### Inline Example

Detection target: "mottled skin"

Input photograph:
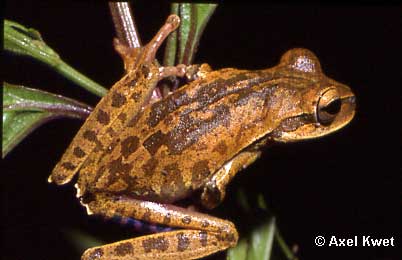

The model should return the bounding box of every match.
[49,15,356,260]
[49,15,182,185]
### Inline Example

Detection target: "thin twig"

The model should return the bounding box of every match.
[108,2,141,48]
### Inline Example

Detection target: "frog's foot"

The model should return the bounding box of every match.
[113,38,142,72]
[114,15,180,72]
[81,193,238,260]
[201,151,261,209]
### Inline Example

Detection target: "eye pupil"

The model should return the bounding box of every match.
[322,98,341,115]
[316,88,341,125]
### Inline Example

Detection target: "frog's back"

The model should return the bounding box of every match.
[80,68,283,203]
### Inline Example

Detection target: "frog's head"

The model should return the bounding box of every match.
[268,48,356,142]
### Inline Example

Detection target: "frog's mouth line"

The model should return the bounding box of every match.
[270,94,356,142]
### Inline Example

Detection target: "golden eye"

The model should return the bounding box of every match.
[316,88,341,125]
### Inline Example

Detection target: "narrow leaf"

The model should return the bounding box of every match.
[4,19,107,97]
[227,237,249,260]
[2,82,92,158]
[247,217,276,260]
[64,229,104,253]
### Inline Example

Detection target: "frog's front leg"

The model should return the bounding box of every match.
[81,193,238,260]
[201,151,261,209]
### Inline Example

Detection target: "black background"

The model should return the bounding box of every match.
[3,2,401,260]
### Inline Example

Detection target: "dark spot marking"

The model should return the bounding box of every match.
[86,248,103,259]
[199,231,208,247]
[147,91,191,128]
[226,233,237,242]
[142,158,158,177]
[134,70,142,81]
[111,91,127,108]
[51,173,67,184]
[126,78,137,88]
[118,112,127,123]
[142,236,169,253]
[191,160,210,187]
[97,109,110,125]
[143,130,166,155]
[181,216,191,224]
[121,136,139,158]
[201,220,210,228]
[163,213,172,225]
[212,141,228,155]
[215,227,237,243]
[141,65,150,78]
[108,156,133,176]
[106,127,116,137]
[216,234,225,242]
[189,71,270,109]
[193,82,227,107]
[114,242,133,256]
[104,156,136,187]
[148,99,176,128]
[83,130,97,142]
[176,232,190,251]
[73,146,86,158]
[165,104,231,155]
[61,162,75,170]
[131,91,142,102]
[83,130,103,152]
[271,114,312,138]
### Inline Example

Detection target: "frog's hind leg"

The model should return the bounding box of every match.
[81,193,238,260]
[201,151,261,209]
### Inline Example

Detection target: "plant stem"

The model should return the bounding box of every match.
[55,59,107,97]
[108,2,141,48]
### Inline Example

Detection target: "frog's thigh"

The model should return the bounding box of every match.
[82,194,238,260]
[201,151,261,209]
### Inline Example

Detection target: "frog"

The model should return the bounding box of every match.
[48,14,356,260]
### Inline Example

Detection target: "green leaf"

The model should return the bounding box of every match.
[2,82,92,158]
[4,19,107,97]
[227,218,276,260]
[227,237,249,260]
[164,3,217,66]
[247,217,276,260]
[64,229,104,253]
[228,193,297,260]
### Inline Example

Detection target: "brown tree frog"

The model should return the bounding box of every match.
[48,14,356,260]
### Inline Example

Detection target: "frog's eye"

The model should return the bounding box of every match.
[316,88,341,125]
